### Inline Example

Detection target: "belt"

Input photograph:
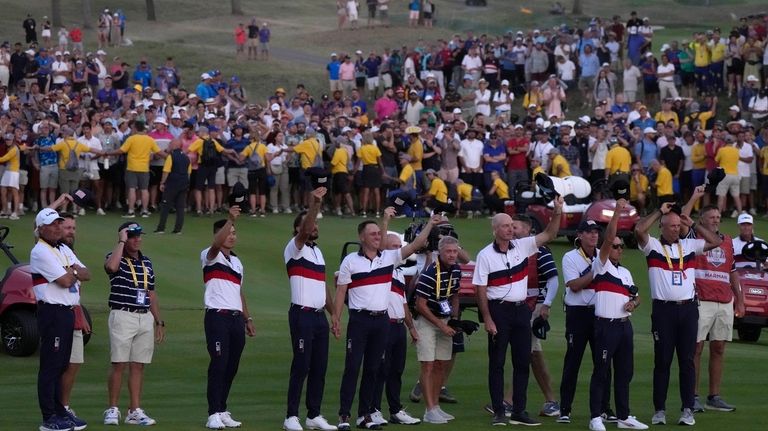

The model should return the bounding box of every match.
[653,298,697,305]
[494,300,526,306]
[351,309,388,316]
[565,304,595,309]
[595,316,629,322]
[110,306,149,314]
[389,318,405,324]
[206,308,242,317]
[37,301,74,309]
[290,303,324,313]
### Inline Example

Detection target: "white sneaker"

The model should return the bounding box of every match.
[78,208,86,216]
[589,416,607,431]
[220,412,242,428]
[651,410,666,425]
[97,208,106,215]
[750,207,757,216]
[423,408,447,424]
[125,408,156,425]
[305,415,337,430]
[370,411,388,426]
[104,406,121,425]
[206,413,225,429]
[316,212,323,219]
[436,406,454,421]
[283,415,303,431]
[731,210,739,218]
[390,409,421,425]
[8,213,18,220]
[678,408,695,426]
[617,416,649,429]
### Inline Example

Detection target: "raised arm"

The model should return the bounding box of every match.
[294,187,327,248]
[206,206,240,261]
[535,195,564,247]
[400,214,442,259]
[378,206,396,250]
[694,221,723,251]
[635,203,670,248]
[599,198,626,263]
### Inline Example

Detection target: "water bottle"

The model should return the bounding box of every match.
[103,157,109,170]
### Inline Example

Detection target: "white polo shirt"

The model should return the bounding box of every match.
[592,257,635,319]
[562,247,597,306]
[337,249,404,311]
[387,268,407,320]
[31,240,80,306]
[284,238,327,310]
[733,234,763,268]
[473,236,538,302]
[201,248,243,311]
[641,236,705,301]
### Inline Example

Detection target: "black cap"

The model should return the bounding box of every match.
[577,219,602,233]
[742,240,768,264]
[534,172,558,201]
[531,316,551,340]
[228,181,250,213]
[71,188,94,208]
[705,167,725,193]
[305,167,329,190]
[611,179,630,201]
[118,222,144,237]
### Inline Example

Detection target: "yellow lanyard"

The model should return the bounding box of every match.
[124,257,148,290]
[39,240,70,267]
[661,242,685,277]
[577,247,593,266]
[435,259,455,301]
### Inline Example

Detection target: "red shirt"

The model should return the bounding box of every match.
[69,28,83,43]
[506,137,529,170]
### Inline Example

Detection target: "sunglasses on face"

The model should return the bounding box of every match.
[612,243,624,249]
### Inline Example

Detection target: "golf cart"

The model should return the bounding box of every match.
[0,225,91,356]
[734,240,768,342]
[505,175,639,244]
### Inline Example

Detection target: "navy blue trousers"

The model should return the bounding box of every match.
[589,318,633,420]
[339,311,388,418]
[205,310,245,415]
[286,306,330,419]
[651,300,698,411]
[560,305,611,417]
[487,300,532,416]
[372,321,407,415]
[37,302,74,420]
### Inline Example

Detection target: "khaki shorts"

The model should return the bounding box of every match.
[415,315,452,362]
[716,174,740,197]
[247,38,258,48]
[226,167,249,188]
[40,165,58,189]
[739,176,750,195]
[215,166,226,185]
[108,309,155,363]
[697,299,734,342]
[530,303,544,352]
[70,329,84,364]
[19,169,28,186]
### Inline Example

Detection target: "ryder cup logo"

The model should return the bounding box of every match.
[707,247,726,267]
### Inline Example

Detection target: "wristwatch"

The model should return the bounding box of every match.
[72,268,79,280]
[155,320,165,327]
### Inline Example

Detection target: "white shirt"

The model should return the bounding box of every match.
[640,237,705,301]
[529,140,554,171]
[337,249,403,311]
[592,256,635,319]
[284,238,327,309]
[77,135,102,172]
[388,268,407,319]
[682,142,693,171]
[459,138,484,170]
[473,237,538,302]
[31,240,80,306]
[733,235,764,269]
[557,60,576,81]
[474,88,492,116]
[622,66,642,92]
[461,54,483,73]
[52,61,70,84]
[657,63,675,82]
[562,248,597,306]
[492,90,514,112]
[201,247,244,311]
[737,143,753,178]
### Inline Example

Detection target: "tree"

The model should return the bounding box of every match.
[231,0,244,15]
[51,0,62,27]
[82,0,93,29]
[146,0,157,21]
[572,0,583,15]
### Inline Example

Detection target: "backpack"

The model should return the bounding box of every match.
[200,138,218,166]
[246,143,264,170]
[65,141,79,172]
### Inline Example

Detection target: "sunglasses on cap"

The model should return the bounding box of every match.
[125,225,144,237]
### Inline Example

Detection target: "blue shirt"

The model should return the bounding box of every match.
[362,57,381,78]
[483,142,506,173]
[352,100,367,114]
[327,60,341,80]
[226,137,250,168]
[635,137,658,168]
[259,28,270,43]
[36,135,58,167]
[632,117,656,130]
[195,82,216,100]
[409,0,420,11]
[579,53,600,78]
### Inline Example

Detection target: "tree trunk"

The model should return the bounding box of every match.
[231,0,244,15]
[146,0,157,21]
[51,0,63,27]
[572,0,583,15]
[82,0,93,29]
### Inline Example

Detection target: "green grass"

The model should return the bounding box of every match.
[0,211,766,430]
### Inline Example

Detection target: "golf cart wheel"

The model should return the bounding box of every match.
[81,306,93,345]
[1,309,39,356]
[737,325,762,342]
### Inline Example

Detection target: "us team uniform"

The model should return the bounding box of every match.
[641,236,705,412]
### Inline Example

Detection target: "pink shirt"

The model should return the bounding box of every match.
[339,62,356,81]
[374,97,398,120]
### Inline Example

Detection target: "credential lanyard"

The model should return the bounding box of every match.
[39,240,70,267]
[124,257,148,290]
[435,259,454,301]
[661,242,686,279]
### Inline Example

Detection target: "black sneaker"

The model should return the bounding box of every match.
[492,413,508,426]
[439,386,457,404]
[509,412,541,427]
[338,415,352,431]
[602,409,618,423]
[63,409,88,431]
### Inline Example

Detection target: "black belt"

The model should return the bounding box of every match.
[290,303,324,313]
[351,309,388,316]
[595,316,629,322]
[37,301,74,309]
[389,318,405,324]
[653,298,697,305]
[493,299,527,306]
[206,308,242,316]
[566,304,595,309]
[110,306,149,314]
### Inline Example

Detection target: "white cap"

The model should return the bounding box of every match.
[452,108,462,114]
[201,73,212,80]
[601,62,610,67]
[54,51,62,56]
[579,115,591,123]
[730,105,740,112]
[370,126,380,133]
[355,50,362,55]
[35,208,64,228]
[747,75,759,82]
[204,112,216,120]
[645,52,654,57]
[513,124,524,129]
[738,213,754,224]
[188,93,198,99]
[153,117,168,126]
[643,127,657,134]
[424,95,434,101]
[270,103,281,111]
[528,103,537,109]
[331,52,337,57]
[661,43,670,51]
[96,49,106,55]
[171,113,182,119]
[150,92,164,101]
[341,126,352,133]
[25,49,35,56]
[501,79,510,86]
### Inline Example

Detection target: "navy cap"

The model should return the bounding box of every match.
[577,219,601,233]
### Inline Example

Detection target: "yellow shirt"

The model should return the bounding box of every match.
[684,111,714,131]
[399,164,417,189]
[761,146,768,175]
[493,178,510,199]
[531,166,545,179]
[120,134,161,172]
[407,138,423,171]
[630,174,649,201]
[240,142,268,168]
[605,146,632,175]
[358,144,381,165]
[693,42,710,67]
[293,137,322,170]
[457,183,473,202]
[655,166,673,196]
[715,145,739,175]
[0,145,20,172]
[428,177,448,203]
[330,147,349,174]
[654,111,680,127]
[711,42,726,62]
[550,154,571,178]
[51,138,92,170]
[691,143,706,169]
